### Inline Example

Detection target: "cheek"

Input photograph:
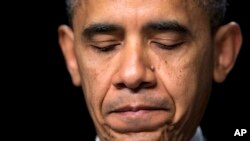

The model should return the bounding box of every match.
[82,65,111,101]
[156,47,212,124]
[158,59,197,119]
[76,51,116,119]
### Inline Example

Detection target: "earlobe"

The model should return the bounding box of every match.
[213,22,242,83]
[58,25,81,86]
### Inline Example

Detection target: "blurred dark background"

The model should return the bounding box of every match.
[10,0,249,140]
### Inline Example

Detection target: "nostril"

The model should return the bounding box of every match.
[114,81,155,91]
[115,83,127,89]
[141,81,156,88]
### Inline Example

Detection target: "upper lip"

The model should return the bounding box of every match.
[110,105,169,113]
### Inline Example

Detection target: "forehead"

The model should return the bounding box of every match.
[77,0,198,8]
[73,0,207,30]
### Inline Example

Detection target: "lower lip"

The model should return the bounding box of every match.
[117,109,160,117]
[106,109,171,132]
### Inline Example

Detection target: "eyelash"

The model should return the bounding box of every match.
[90,44,120,52]
[90,41,183,52]
[152,41,184,50]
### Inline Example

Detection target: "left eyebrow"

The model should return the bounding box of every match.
[82,23,123,40]
[143,21,192,36]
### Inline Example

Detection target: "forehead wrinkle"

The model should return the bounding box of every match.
[114,0,149,32]
[74,0,207,35]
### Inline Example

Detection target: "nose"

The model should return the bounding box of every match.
[112,40,156,91]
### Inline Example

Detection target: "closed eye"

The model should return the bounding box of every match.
[151,41,184,50]
[90,43,120,52]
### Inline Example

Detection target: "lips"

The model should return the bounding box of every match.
[105,104,174,132]
[110,105,169,113]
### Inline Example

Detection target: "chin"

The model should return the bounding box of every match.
[99,126,171,141]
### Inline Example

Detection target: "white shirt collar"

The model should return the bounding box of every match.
[95,127,206,141]
[190,127,206,141]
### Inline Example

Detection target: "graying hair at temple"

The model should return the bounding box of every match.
[65,0,227,29]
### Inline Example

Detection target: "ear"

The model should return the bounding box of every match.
[213,22,242,83]
[58,25,81,86]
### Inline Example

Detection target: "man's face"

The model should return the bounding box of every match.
[71,0,214,140]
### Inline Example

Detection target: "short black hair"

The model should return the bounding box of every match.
[65,0,227,28]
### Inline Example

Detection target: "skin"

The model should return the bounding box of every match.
[58,0,242,140]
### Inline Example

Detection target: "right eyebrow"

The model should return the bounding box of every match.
[143,20,192,37]
[82,23,123,40]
